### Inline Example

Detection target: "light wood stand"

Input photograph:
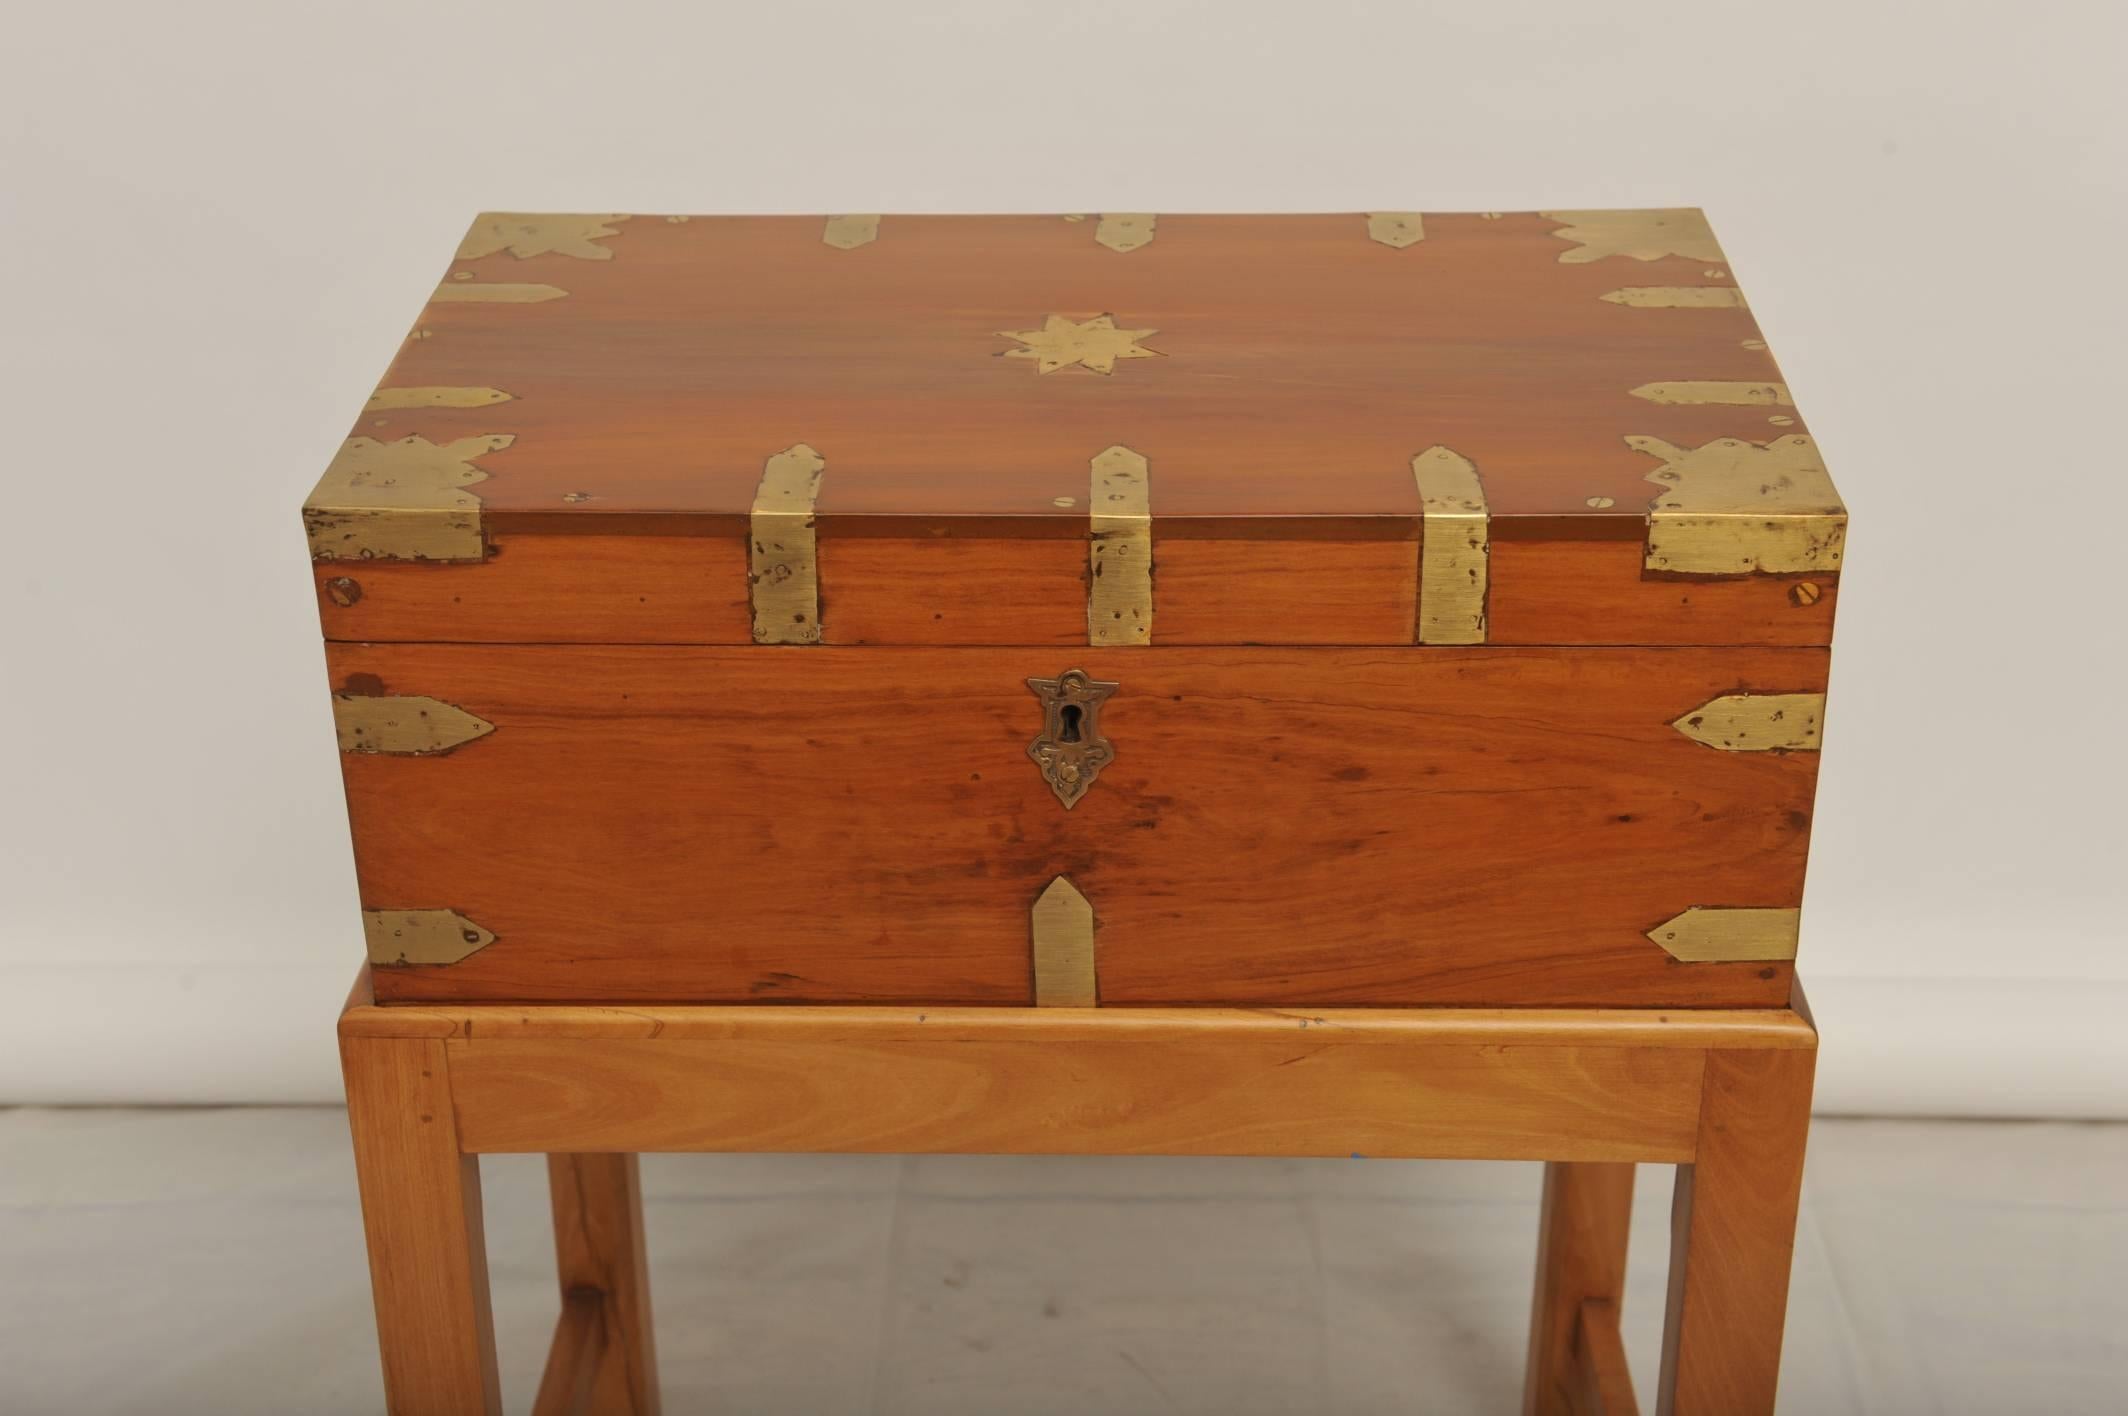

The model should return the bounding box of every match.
[340,972,1816,1415]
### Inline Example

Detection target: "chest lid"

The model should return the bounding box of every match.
[304,210,1844,649]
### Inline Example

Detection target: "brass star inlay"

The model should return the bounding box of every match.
[999,314,1161,375]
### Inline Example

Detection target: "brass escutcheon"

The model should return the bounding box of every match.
[1026,669,1118,809]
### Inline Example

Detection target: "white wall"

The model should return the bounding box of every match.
[3,1,2123,1114]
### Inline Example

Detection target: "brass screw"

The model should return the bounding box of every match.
[325,577,363,608]
[1585,495,1616,509]
[1790,582,1822,607]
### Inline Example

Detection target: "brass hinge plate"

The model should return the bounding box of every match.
[823,215,881,249]
[750,444,826,644]
[1366,213,1426,249]
[1095,214,1156,252]
[1412,446,1490,644]
[1088,445,1153,646]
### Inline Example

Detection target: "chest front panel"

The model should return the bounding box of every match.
[337,644,1820,1008]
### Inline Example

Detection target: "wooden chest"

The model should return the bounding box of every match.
[306,210,1843,1011]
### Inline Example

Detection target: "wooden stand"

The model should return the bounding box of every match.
[340,972,1816,1415]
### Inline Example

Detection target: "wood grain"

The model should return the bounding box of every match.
[317,213,1838,650]
[817,533,1085,645]
[531,1291,603,1416]
[1525,1162,1637,1416]
[312,529,1836,648]
[1656,1044,1818,1414]
[1148,536,1418,645]
[339,988,1820,1051]
[548,1155,659,1415]
[1487,539,1836,647]
[314,534,751,645]
[1575,1299,1641,1416]
[340,1034,501,1415]
[335,644,1821,1008]
[349,212,1810,526]
[446,1027,1706,1161]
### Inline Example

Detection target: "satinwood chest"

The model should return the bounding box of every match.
[306,209,1844,1010]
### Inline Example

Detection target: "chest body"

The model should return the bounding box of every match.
[307,209,1842,1010]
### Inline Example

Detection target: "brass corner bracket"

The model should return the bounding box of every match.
[1631,435,1846,577]
[304,433,513,564]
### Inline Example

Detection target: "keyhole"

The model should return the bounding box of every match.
[1058,703,1084,743]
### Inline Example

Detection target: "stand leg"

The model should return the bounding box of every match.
[1656,1047,1816,1415]
[546,1154,661,1415]
[1523,1162,1636,1415]
[342,1035,502,1416]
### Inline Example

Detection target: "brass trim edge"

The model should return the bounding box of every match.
[1631,381,1792,407]
[1088,445,1152,646]
[750,443,826,644]
[334,694,496,756]
[1095,213,1156,252]
[1672,693,1826,752]
[1543,208,1726,264]
[1411,445,1489,644]
[304,433,513,563]
[1632,435,1846,576]
[365,386,514,411]
[1647,906,1800,963]
[1601,287,1748,309]
[823,214,881,249]
[1031,876,1097,1007]
[363,909,497,967]
[1366,213,1426,249]
[456,213,630,261]
[432,282,569,304]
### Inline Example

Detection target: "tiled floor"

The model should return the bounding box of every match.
[1,1109,2122,1413]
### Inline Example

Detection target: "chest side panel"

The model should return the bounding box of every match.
[334,645,1822,1008]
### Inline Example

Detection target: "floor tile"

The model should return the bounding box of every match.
[0,1109,2122,1413]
